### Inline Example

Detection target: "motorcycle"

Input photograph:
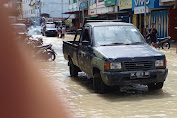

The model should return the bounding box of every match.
[33,44,56,61]
[146,36,171,49]
[157,36,171,49]
[25,36,43,46]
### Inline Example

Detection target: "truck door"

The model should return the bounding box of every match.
[78,27,92,75]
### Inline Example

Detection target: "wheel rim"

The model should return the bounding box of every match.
[163,43,170,49]
[47,52,55,61]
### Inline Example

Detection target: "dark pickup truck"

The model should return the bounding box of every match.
[63,21,168,93]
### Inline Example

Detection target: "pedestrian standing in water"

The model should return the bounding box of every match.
[148,23,158,48]
[61,26,66,39]
[57,26,60,38]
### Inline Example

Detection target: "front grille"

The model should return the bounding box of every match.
[49,30,56,32]
[123,60,154,71]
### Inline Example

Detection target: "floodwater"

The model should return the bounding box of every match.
[34,33,177,118]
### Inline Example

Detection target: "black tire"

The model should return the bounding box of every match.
[45,51,56,61]
[162,42,170,49]
[93,72,108,94]
[148,82,164,90]
[69,60,78,77]
[49,52,56,61]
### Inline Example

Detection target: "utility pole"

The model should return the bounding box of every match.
[144,0,147,38]
[78,0,81,27]
[62,0,63,19]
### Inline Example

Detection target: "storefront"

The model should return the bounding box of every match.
[160,0,177,40]
[88,0,117,20]
[168,8,177,40]
[132,0,169,37]
[118,0,132,23]
[150,10,168,38]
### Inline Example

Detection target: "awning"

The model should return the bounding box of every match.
[62,11,81,14]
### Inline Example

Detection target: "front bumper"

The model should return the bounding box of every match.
[45,31,57,35]
[101,69,168,86]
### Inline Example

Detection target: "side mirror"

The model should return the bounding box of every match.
[82,41,89,46]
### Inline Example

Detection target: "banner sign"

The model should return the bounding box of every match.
[119,0,132,10]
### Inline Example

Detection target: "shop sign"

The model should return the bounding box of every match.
[89,0,96,6]
[104,0,116,7]
[119,0,132,10]
[97,6,114,14]
[80,1,88,10]
[69,3,79,11]
[160,0,175,2]
[134,6,149,14]
[88,9,97,15]
[132,0,154,10]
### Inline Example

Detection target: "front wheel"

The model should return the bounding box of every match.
[162,42,170,49]
[93,72,108,94]
[148,82,164,90]
[44,51,56,61]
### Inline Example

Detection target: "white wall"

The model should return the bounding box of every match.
[41,0,74,18]
[22,0,74,19]
[22,0,35,18]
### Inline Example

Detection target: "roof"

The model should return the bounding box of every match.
[85,22,133,27]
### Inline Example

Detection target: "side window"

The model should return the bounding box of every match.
[81,27,91,45]
[82,29,90,41]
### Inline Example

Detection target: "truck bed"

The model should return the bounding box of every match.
[63,41,79,66]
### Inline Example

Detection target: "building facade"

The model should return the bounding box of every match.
[67,0,177,40]
[88,0,118,20]
[22,0,73,25]
[7,0,22,19]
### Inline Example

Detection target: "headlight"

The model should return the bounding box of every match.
[155,59,166,69]
[110,63,122,69]
[104,62,122,70]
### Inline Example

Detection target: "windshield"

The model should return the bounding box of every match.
[94,26,145,46]
[46,24,56,28]
[12,24,27,32]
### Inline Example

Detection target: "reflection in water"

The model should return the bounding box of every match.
[39,35,177,118]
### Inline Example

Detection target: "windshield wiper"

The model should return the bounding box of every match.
[100,43,124,46]
[125,42,144,45]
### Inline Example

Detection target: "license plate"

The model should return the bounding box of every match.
[130,71,150,79]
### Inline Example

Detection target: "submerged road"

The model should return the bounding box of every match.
[34,33,177,118]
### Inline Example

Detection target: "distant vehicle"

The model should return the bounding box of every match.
[41,22,57,37]
[63,20,168,93]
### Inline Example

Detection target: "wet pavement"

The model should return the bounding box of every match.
[33,32,177,118]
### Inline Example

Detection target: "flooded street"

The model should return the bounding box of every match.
[36,34,177,118]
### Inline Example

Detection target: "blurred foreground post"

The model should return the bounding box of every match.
[0,1,69,118]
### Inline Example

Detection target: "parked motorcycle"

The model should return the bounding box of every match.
[33,44,56,61]
[146,36,171,49]
[25,36,43,46]
[157,36,171,49]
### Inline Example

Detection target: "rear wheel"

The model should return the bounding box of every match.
[43,51,56,61]
[162,42,170,49]
[93,72,108,94]
[148,82,164,90]
[69,60,78,77]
